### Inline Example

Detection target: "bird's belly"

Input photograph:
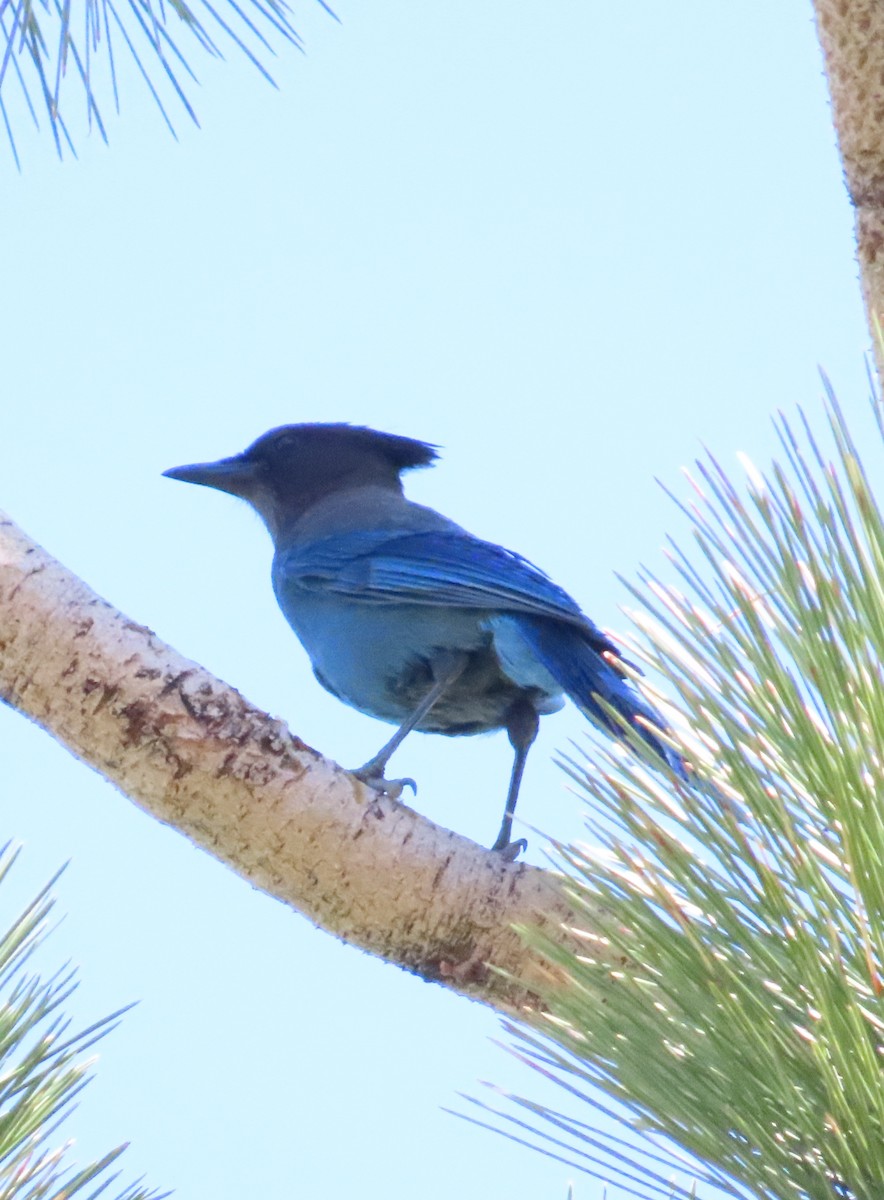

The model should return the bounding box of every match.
[278,593,555,733]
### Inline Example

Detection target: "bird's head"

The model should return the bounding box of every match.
[163,423,438,540]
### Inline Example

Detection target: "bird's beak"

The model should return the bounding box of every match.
[162,454,258,497]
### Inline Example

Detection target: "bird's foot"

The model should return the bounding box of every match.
[491,837,528,862]
[351,761,417,801]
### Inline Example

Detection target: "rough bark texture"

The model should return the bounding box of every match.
[814,0,884,377]
[0,511,604,1014]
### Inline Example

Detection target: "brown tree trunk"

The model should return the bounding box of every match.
[815,0,884,380]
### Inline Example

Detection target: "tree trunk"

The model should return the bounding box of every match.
[814,0,884,380]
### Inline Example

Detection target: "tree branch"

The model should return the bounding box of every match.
[814,0,884,376]
[0,511,596,1014]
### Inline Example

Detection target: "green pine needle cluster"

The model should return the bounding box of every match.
[467,383,884,1199]
[0,844,164,1200]
[0,0,332,165]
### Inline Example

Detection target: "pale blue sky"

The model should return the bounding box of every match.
[1,4,872,1197]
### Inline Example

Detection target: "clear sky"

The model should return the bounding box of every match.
[1,3,873,1197]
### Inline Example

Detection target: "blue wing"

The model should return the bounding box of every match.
[277,529,623,661]
[278,528,686,777]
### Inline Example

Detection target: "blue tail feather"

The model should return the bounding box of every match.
[515,617,688,780]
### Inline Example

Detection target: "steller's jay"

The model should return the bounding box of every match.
[164,424,684,857]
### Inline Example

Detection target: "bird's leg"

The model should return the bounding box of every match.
[491,696,540,860]
[352,650,470,797]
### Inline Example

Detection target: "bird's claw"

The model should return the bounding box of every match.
[492,837,528,862]
[351,765,418,800]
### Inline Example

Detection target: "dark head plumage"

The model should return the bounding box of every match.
[243,424,438,474]
[164,423,439,540]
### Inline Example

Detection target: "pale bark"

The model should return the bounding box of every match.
[0,511,602,1014]
[814,0,884,378]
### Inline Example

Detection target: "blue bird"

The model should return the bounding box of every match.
[164,424,683,857]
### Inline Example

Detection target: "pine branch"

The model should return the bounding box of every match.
[465,389,884,1199]
[0,844,165,1200]
[0,509,589,1014]
[814,2,884,376]
[0,0,330,162]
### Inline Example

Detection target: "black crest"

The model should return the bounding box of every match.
[246,423,438,474]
